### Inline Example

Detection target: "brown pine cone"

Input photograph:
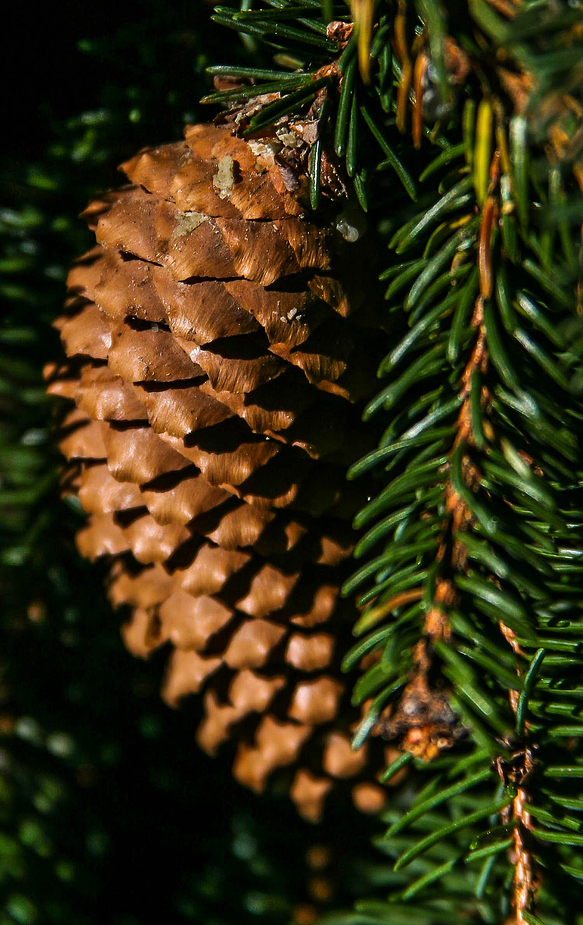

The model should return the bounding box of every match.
[46,122,391,821]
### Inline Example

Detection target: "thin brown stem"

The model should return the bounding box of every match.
[497,748,537,925]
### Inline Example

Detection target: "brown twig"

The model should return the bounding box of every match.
[376,170,498,757]
[497,749,537,925]
[412,52,428,149]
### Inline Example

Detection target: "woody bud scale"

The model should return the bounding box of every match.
[46,121,391,820]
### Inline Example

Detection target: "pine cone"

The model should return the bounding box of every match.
[46,122,390,820]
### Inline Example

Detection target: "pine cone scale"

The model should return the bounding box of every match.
[48,121,388,820]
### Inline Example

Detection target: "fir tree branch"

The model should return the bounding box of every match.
[329,0,583,921]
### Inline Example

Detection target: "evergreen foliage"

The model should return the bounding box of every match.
[3,0,583,922]
[206,0,583,921]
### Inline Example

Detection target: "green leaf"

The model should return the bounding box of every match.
[212,10,337,49]
[481,459,555,511]
[380,751,413,784]
[457,646,522,693]
[352,662,391,705]
[512,327,574,392]
[360,104,417,200]
[400,855,462,899]
[521,909,548,925]
[351,679,407,749]
[515,292,567,349]
[544,766,583,779]
[346,91,359,178]
[450,443,499,537]
[396,177,473,251]
[334,57,356,157]
[456,574,537,642]
[525,804,582,833]
[449,695,506,757]
[510,116,529,229]
[367,344,450,413]
[419,144,466,183]
[386,768,492,838]
[515,648,546,736]
[500,175,519,264]
[342,625,396,672]
[558,862,583,883]
[200,75,309,104]
[521,261,574,311]
[354,456,448,529]
[393,792,515,869]
[447,267,479,364]
[531,828,583,846]
[483,300,522,391]
[245,75,331,132]
[465,836,513,863]
[404,219,478,312]
[382,289,460,371]
[308,96,330,209]
[435,644,512,735]
[206,65,306,79]
[354,169,368,212]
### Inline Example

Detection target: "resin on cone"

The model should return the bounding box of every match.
[46,121,391,820]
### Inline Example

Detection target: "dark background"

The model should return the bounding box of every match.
[5,1,202,154]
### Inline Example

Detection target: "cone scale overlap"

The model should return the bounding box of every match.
[47,122,390,820]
